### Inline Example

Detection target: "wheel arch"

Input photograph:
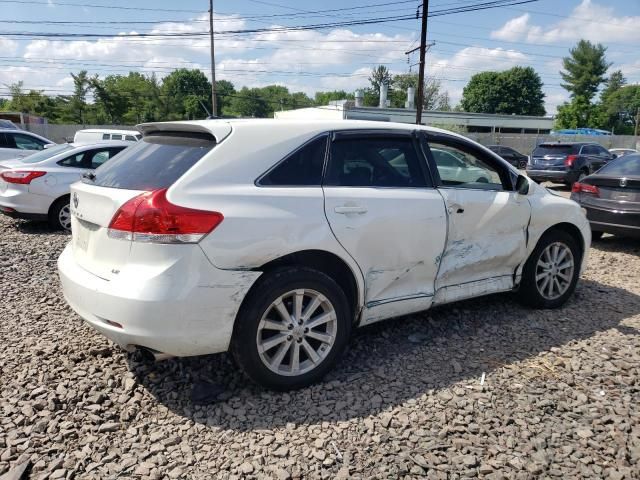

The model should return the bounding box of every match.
[539,222,586,259]
[253,249,362,323]
[47,193,70,217]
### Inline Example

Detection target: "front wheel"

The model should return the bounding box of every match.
[516,230,581,309]
[231,266,351,390]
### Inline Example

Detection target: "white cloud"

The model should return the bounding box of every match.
[0,37,18,56]
[491,0,640,44]
[490,13,531,41]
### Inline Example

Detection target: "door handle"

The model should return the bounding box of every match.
[334,205,368,215]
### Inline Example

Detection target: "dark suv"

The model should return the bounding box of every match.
[526,142,616,185]
[486,145,528,169]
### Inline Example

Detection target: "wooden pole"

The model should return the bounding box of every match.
[415,0,429,125]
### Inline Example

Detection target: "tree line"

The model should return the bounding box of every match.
[0,67,451,125]
[1,38,637,134]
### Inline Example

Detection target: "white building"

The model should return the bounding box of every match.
[275,99,553,134]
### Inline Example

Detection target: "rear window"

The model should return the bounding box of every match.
[533,145,574,156]
[21,144,73,163]
[88,133,215,190]
[597,155,640,176]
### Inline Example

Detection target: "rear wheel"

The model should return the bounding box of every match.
[517,230,581,309]
[48,196,71,231]
[518,160,527,170]
[231,266,351,390]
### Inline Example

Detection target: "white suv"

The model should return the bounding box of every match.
[58,120,591,390]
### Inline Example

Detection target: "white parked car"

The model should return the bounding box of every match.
[0,128,54,161]
[58,120,591,390]
[73,129,141,144]
[0,142,129,229]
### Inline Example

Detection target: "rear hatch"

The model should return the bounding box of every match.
[70,124,227,280]
[531,144,574,169]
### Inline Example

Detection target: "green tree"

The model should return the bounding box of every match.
[461,67,545,115]
[215,79,236,116]
[597,85,640,134]
[556,40,610,129]
[389,73,450,110]
[365,65,393,106]
[57,71,92,123]
[161,69,212,120]
[314,90,354,106]
[560,40,610,102]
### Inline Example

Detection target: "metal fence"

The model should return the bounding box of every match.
[467,133,640,155]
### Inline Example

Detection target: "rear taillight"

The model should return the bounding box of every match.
[107,188,223,243]
[564,154,578,167]
[0,170,46,184]
[571,182,599,196]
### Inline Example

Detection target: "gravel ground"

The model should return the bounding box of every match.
[1,214,639,480]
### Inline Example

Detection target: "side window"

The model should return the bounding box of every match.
[58,152,89,168]
[596,145,609,156]
[11,133,46,150]
[427,139,505,190]
[325,136,427,188]
[125,135,136,141]
[111,134,123,140]
[0,133,7,147]
[102,133,110,140]
[89,150,111,169]
[259,135,327,186]
[582,145,596,155]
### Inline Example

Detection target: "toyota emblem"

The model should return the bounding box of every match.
[620,178,627,188]
[73,192,79,208]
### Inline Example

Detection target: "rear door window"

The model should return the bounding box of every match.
[88,133,215,190]
[533,145,572,156]
[258,135,327,186]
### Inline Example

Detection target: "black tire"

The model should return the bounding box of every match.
[591,230,604,240]
[516,229,581,309]
[230,266,351,391]
[477,177,489,183]
[518,160,528,170]
[48,196,71,231]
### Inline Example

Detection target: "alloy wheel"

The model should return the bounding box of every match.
[256,289,337,376]
[535,242,575,300]
[58,204,72,231]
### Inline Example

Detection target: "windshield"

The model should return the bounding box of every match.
[20,144,73,163]
[533,145,574,156]
[597,154,640,176]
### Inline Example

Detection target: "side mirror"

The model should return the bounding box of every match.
[516,174,530,195]
[611,153,618,159]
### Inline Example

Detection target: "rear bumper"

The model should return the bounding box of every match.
[0,206,48,221]
[582,204,640,237]
[526,169,574,184]
[57,243,262,357]
[0,185,51,216]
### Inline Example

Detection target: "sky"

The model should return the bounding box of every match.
[0,0,639,115]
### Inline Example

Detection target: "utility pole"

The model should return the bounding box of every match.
[415,0,429,125]
[635,107,640,137]
[209,0,217,117]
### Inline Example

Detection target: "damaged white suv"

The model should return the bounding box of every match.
[58,120,590,390]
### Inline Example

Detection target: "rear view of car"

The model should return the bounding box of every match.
[570,154,640,239]
[0,142,128,229]
[527,142,615,185]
